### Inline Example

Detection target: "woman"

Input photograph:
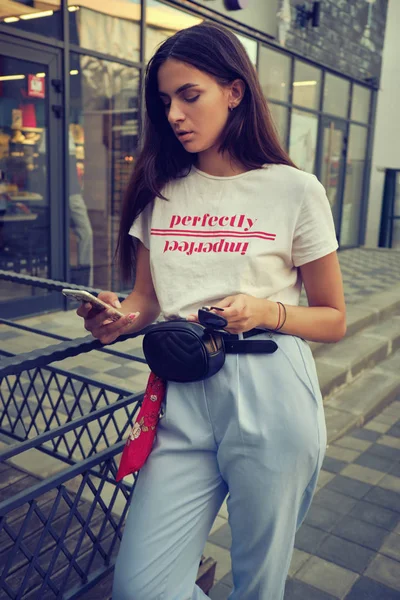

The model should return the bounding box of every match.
[78,21,346,600]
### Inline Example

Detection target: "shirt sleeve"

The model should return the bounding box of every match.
[292,175,339,267]
[128,201,153,250]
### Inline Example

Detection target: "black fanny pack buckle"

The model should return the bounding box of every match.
[198,306,228,330]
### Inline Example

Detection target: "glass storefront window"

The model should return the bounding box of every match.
[146,1,202,63]
[323,73,350,119]
[0,56,50,305]
[340,125,368,246]
[289,109,318,173]
[0,0,61,39]
[258,46,291,103]
[351,84,371,123]
[269,103,288,148]
[69,1,141,63]
[235,33,258,66]
[293,61,321,111]
[69,53,140,290]
[320,118,346,231]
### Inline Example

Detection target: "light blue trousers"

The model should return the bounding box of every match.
[113,333,327,600]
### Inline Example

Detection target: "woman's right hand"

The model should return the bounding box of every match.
[76,290,140,345]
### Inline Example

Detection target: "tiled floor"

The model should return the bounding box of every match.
[337,248,400,304]
[302,247,400,305]
[208,400,400,600]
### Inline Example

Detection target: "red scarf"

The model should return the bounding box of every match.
[116,372,166,481]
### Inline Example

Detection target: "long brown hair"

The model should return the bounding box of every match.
[117,21,296,282]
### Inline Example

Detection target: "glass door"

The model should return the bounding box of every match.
[0,38,63,319]
[319,116,348,238]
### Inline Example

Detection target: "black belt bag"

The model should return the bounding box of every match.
[142,308,278,383]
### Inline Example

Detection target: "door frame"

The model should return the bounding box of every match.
[0,33,65,319]
[316,115,348,244]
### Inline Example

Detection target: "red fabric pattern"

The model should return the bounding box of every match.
[116,372,166,482]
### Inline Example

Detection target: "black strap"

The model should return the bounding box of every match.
[243,328,267,339]
[223,328,268,340]
[224,339,278,354]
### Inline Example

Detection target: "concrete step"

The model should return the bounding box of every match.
[314,315,400,401]
[324,348,400,444]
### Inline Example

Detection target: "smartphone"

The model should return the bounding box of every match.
[62,289,124,322]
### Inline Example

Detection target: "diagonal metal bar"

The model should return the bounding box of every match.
[0,356,137,396]
[54,467,113,592]
[59,478,122,556]
[15,491,65,597]
[0,392,140,463]
[83,475,121,535]
[0,502,38,588]
[85,471,129,574]
[0,317,148,364]
[34,477,91,593]
[0,442,127,517]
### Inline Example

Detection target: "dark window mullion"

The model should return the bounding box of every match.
[68,42,143,69]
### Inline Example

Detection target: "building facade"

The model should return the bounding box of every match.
[0,0,388,318]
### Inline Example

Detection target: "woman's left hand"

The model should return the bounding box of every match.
[188,294,277,334]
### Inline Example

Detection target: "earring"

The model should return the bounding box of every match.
[229,105,234,112]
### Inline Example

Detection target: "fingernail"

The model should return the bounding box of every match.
[84,302,91,309]
[113,300,122,309]
[128,312,139,322]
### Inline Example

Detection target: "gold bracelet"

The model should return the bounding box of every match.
[275,302,287,331]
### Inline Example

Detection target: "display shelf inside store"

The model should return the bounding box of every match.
[11,126,44,133]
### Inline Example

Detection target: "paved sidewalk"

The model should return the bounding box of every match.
[208,398,400,600]
[338,248,400,304]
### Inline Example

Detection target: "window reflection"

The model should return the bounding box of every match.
[269,103,288,148]
[0,0,62,39]
[0,56,50,304]
[293,61,321,110]
[323,74,350,119]
[289,109,318,173]
[68,1,141,63]
[351,85,371,124]
[340,125,367,246]
[146,0,202,62]
[235,33,258,66]
[69,53,140,289]
[320,120,346,228]
[259,46,291,103]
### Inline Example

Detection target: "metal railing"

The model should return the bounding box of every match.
[0,441,133,599]
[0,272,147,598]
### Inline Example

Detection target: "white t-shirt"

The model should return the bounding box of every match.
[129,164,338,319]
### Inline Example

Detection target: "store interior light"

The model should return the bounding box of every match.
[70,70,79,75]
[293,80,317,87]
[68,6,80,12]
[36,73,46,78]
[4,16,20,23]
[20,10,54,20]
[0,75,26,81]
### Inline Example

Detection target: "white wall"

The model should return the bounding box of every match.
[365,0,400,246]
